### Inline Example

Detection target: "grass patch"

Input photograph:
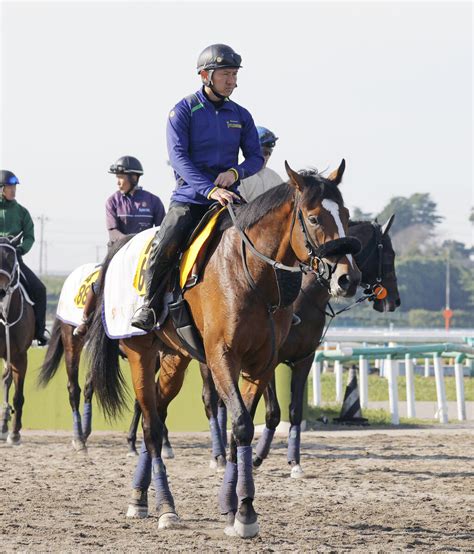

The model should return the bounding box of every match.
[308,372,473,403]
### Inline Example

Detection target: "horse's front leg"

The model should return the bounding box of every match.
[123,336,181,529]
[199,362,226,471]
[7,353,27,445]
[82,369,94,443]
[208,347,259,538]
[0,361,13,440]
[287,355,313,478]
[253,373,281,468]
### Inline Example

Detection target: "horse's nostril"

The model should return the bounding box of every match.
[338,274,351,291]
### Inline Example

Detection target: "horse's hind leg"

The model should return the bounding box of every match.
[199,363,226,471]
[253,373,281,468]
[123,337,182,529]
[0,362,13,440]
[287,356,313,478]
[82,369,94,443]
[63,330,86,451]
[126,399,142,457]
[7,353,27,445]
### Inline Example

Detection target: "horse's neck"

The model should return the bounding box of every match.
[295,273,330,313]
[0,287,22,324]
[245,201,297,273]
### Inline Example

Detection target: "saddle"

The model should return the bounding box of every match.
[167,204,225,363]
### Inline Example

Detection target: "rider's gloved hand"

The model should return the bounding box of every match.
[209,187,240,206]
[214,170,238,189]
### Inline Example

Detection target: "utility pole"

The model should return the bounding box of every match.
[35,215,49,275]
[443,249,453,331]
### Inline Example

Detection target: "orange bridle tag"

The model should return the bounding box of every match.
[373,285,388,300]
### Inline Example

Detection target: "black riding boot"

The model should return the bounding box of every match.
[130,202,208,332]
[18,259,49,345]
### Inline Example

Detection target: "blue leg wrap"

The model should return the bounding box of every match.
[82,402,92,439]
[218,460,237,514]
[255,426,275,460]
[209,416,226,458]
[287,424,301,464]
[152,457,175,517]
[236,446,255,502]
[217,404,228,448]
[72,410,83,440]
[132,440,152,490]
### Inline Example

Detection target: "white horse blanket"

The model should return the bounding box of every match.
[56,262,101,326]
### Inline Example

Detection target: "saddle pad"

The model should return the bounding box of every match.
[103,227,158,339]
[56,263,101,326]
[179,206,225,288]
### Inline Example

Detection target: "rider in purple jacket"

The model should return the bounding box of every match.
[131,44,264,331]
[74,156,165,337]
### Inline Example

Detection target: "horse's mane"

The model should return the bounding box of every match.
[348,219,373,227]
[218,169,344,232]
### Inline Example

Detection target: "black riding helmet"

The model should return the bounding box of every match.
[0,170,20,186]
[109,156,144,176]
[196,44,242,74]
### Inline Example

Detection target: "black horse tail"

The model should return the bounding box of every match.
[38,318,64,387]
[87,235,134,420]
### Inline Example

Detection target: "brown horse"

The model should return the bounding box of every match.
[88,161,361,538]
[0,235,36,445]
[196,216,400,474]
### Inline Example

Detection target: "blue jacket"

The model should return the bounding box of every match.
[167,88,264,205]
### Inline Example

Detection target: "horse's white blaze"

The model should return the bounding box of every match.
[321,199,354,268]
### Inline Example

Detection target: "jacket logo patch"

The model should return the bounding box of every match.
[227,120,242,129]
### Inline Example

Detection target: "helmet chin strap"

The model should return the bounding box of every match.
[205,70,228,100]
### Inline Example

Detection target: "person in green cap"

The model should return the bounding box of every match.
[0,170,48,345]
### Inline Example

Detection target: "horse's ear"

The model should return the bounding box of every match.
[381,214,395,236]
[285,161,305,192]
[327,159,346,186]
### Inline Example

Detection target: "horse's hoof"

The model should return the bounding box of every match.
[162,445,175,460]
[253,456,263,468]
[72,439,87,452]
[216,455,227,473]
[233,518,259,539]
[224,512,237,537]
[158,512,181,529]
[126,504,148,519]
[209,458,217,470]
[126,450,139,458]
[290,464,305,479]
[6,432,21,446]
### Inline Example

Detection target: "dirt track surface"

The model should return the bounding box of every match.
[1,428,473,552]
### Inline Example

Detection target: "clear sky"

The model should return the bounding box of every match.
[1,0,472,273]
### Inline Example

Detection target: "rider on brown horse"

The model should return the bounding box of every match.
[74,156,166,337]
[131,44,264,331]
[0,170,48,345]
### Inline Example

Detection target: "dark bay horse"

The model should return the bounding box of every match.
[38,265,173,456]
[252,216,401,477]
[88,161,361,538]
[0,236,36,445]
[195,216,400,474]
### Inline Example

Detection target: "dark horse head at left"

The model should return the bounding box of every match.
[0,234,35,445]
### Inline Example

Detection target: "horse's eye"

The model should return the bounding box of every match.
[308,215,320,226]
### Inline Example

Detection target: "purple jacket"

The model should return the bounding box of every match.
[105,188,165,242]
